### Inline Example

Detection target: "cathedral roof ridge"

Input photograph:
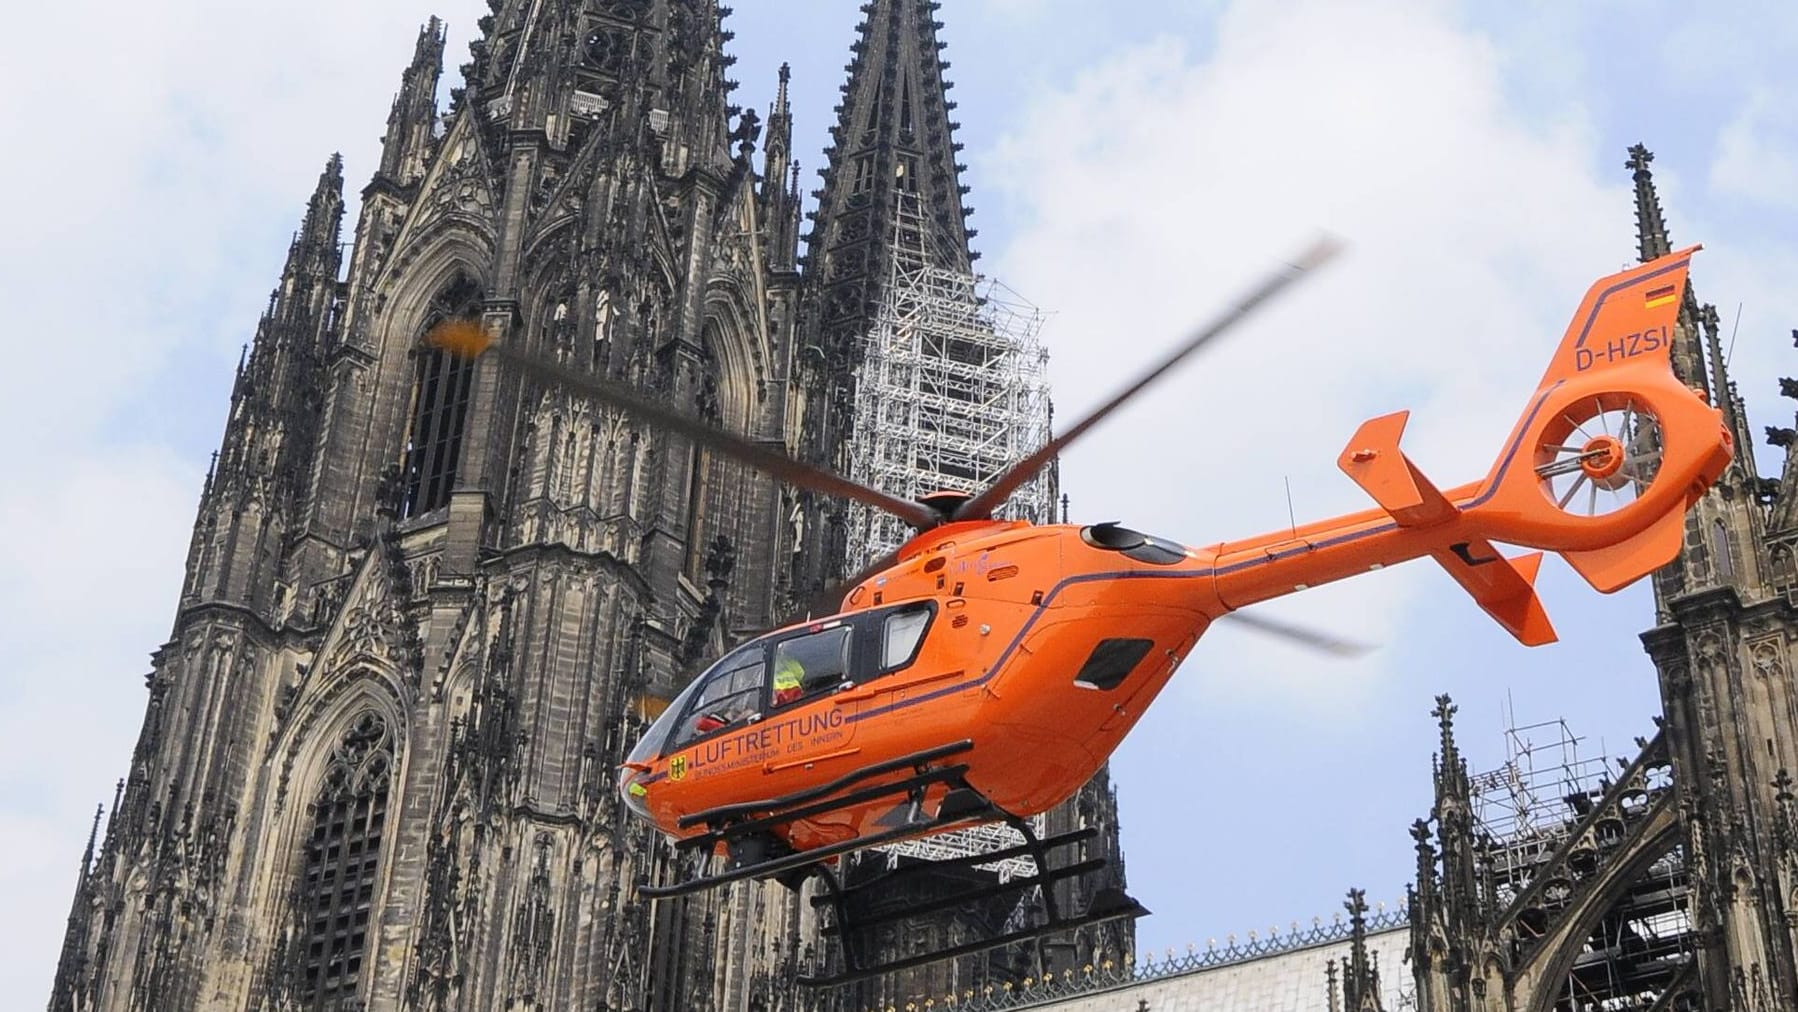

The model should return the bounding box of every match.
[900,900,1411,1012]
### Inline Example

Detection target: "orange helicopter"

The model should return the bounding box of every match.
[429,241,1731,984]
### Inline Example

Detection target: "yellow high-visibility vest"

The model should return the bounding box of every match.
[774,657,803,692]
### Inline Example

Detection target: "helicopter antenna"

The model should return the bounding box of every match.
[951,235,1343,523]
[1726,300,1743,365]
[1284,476,1297,539]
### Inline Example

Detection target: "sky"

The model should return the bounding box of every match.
[4,0,1797,999]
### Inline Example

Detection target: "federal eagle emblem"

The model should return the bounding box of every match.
[668,755,688,781]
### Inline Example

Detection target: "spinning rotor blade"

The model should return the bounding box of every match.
[1219,610,1374,658]
[952,236,1343,523]
[424,321,940,530]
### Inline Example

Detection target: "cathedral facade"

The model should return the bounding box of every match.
[47,3,1125,1011]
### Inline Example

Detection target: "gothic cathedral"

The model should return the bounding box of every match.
[47,3,1125,1011]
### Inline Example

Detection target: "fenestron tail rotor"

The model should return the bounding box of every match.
[1533,394,1662,518]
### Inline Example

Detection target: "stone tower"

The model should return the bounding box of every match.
[1632,141,1798,1012]
[795,0,979,592]
[48,3,815,1008]
[1406,144,1798,1011]
[793,3,1131,1006]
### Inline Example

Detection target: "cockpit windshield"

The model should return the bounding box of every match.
[625,642,762,768]
[620,600,937,774]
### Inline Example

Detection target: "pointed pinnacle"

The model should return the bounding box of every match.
[417,16,446,61]
[79,803,103,878]
[1628,142,1672,262]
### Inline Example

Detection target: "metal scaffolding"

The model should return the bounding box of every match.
[843,190,1055,570]
[845,190,1055,877]
[1467,708,1695,1010]
[1467,713,1613,871]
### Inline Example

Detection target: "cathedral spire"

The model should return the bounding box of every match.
[808,0,975,277]
[377,18,443,189]
[1429,695,1482,944]
[286,154,345,286]
[1626,143,1713,400]
[1627,143,1671,263]
[795,0,983,590]
[184,156,343,609]
[50,805,104,1009]
[1432,694,1467,806]
[1339,888,1385,1011]
[1695,301,1757,482]
[1622,145,1771,603]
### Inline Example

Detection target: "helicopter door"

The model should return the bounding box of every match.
[760,622,859,761]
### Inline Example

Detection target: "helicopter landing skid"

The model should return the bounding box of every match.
[640,740,988,900]
[798,812,1148,987]
[637,740,1146,986]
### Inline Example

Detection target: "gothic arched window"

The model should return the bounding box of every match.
[1712,519,1736,582]
[399,278,482,518]
[294,712,395,1008]
[683,333,730,583]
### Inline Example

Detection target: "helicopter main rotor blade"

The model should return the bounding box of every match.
[1219,609,1374,658]
[424,322,940,530]
[952,236,1343,523]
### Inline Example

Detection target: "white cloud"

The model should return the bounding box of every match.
[985,0,1630,710]
[0,0,485,998]
[1711,92,1798,212]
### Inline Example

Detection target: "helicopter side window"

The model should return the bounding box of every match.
[769,625,853,708]
[881,604,933,669]
[672,649,767,747]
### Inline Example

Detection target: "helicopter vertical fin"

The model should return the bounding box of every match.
[1338,409,1558,645]
[1459,245,1728,595]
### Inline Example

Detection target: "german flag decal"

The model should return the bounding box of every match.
[1644,284,1678,310]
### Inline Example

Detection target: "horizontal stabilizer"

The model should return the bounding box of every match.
[1562,505,1688,593]
[1338,411,1457,527]
[1426,542,1558,646]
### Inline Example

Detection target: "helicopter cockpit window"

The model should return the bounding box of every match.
[770,625,852,707]
[881,605,932,669]
[672,648,766,747]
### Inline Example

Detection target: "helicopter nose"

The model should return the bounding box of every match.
[619,767,653,820]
